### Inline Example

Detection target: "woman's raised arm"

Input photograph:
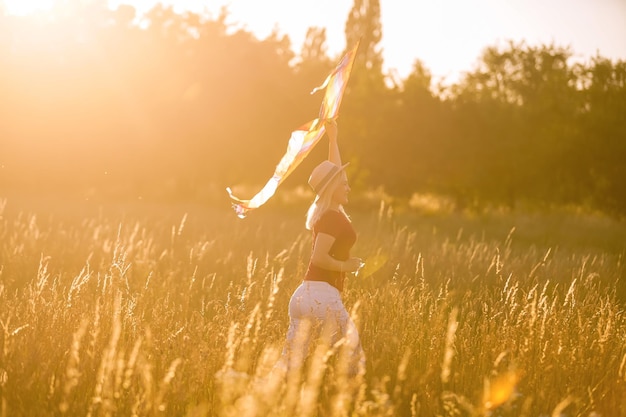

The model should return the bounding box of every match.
[325,119,342,166]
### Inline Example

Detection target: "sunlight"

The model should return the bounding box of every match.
[2,0,55,16]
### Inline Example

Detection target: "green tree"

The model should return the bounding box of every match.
[380,60,449,196]
[578,56,626,213]
[449,42,582,209]
[345,0,382,74]
[294,27,334,118]
[341,0,387,192]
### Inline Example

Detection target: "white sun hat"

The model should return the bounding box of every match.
[308,160,350,196]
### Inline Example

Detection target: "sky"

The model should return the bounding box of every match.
[7,0,626,84]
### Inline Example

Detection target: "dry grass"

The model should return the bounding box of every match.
[0,196,625,417]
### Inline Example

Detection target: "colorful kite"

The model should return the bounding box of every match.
[227,41,360,218]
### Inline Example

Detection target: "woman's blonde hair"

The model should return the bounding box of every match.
[305,174,348,230]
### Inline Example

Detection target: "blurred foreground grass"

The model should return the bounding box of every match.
[0,194,625,416]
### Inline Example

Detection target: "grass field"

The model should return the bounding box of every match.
[0,195,625,417]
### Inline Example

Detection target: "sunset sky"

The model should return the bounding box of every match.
[111,0,626,84]
[4,0,626,84]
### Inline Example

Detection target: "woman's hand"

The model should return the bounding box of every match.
[342,257,363,273]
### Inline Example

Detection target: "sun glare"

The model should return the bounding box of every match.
[2,0,55,16]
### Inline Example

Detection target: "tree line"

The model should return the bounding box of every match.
[1,0,624,215]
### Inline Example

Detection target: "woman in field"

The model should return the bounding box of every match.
[278,119,365,378]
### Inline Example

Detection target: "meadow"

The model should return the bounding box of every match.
[0,194,624,417]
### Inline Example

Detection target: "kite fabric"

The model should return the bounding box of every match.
[227,41,360,218]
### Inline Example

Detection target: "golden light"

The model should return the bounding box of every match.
[356,253,389,279]
[483,370,521,410]
[2,0,55,16]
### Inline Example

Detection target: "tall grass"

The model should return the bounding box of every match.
[0,196,624,416]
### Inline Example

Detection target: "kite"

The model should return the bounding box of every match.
[227,41,360,218]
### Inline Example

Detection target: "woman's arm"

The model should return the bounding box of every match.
[311,232,362,272]
[325,119,342,166]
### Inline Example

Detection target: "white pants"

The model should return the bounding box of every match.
[279,281,365,377]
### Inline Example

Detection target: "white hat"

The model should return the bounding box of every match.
[308,160,349,196]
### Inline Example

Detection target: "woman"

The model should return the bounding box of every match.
[279,119,365,378]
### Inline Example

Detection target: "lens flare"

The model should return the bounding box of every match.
[483,370,521,410]
[356,253,389,278]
